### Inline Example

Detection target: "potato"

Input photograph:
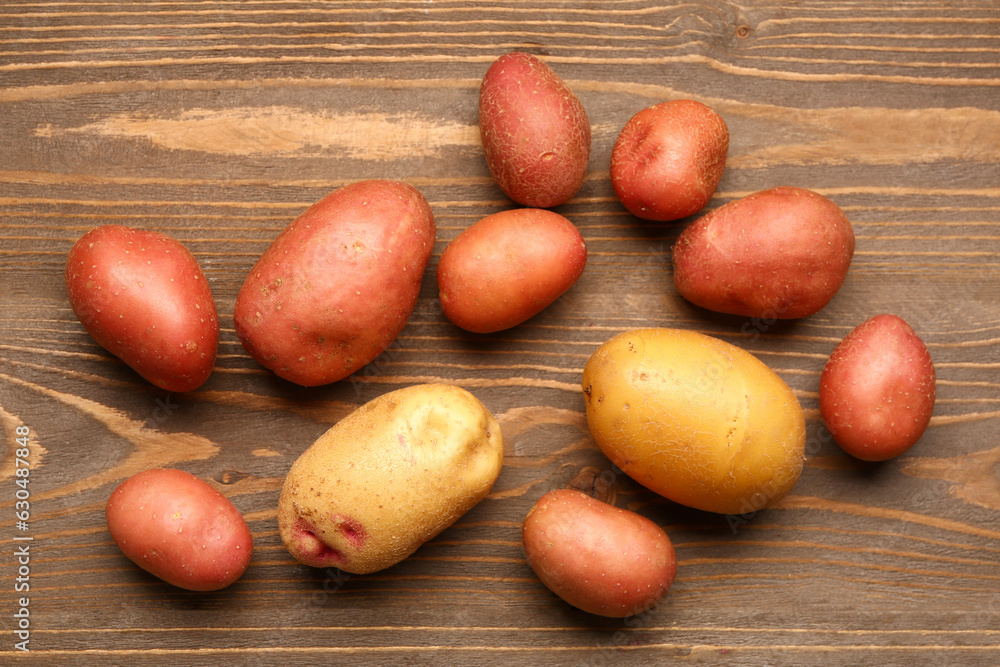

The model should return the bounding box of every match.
[582,328,806,515]
[437,208,587,333]
[234,180,435,387]
[479,51,591,208]
[672,186,855,319]
[522,489,677,618]
[819,314,936,461]
[105,468,253,591]
[65,225,218,392]
[278,383,503,574]
[611,99,729,222]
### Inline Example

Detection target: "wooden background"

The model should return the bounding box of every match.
[2,0,999,664]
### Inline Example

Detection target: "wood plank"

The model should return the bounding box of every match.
[1,0,999,663]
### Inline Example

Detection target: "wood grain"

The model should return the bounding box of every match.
[2,0,999,664]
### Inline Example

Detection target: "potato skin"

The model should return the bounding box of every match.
[105,468,253,592]
[523,489,677,618]
[437,208,587,333]
[611,99,729,222]
[819,314,936,461]
[672,186,855,319]
[582,328,806,515]
[479,51,591,208]
[278,383,504,574]
[65,225,218,392]
[234,180,435,387]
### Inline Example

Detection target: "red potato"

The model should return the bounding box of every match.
[672,186,855,319]
[819,314,936,461]
[611,99,729,222]
[234,180,435,386]
[106,468,253,591]
[437,208,587,333]
[65,225,218,392]
[523,489,677,618]
[479,51,591,208]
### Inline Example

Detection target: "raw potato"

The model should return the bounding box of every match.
[278,383,504,574]
[479,51,591,208]
[672,186,855,319]
[522,489,677,618]
[234,180,435,387]
[106,468,253,592]
[65,225,218,392]
[611,99,729,222]
[437,208,587,333]
[582,328,806,515]
[820,314,936,461]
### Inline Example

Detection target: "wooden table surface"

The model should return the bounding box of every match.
[2,1,999,664]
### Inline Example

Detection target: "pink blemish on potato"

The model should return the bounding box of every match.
[398,432,417,465]
[292,520,344,565]
[331,514,367,550]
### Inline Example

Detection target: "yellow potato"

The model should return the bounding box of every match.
[278,383,503,574]
[582,328,805,515]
